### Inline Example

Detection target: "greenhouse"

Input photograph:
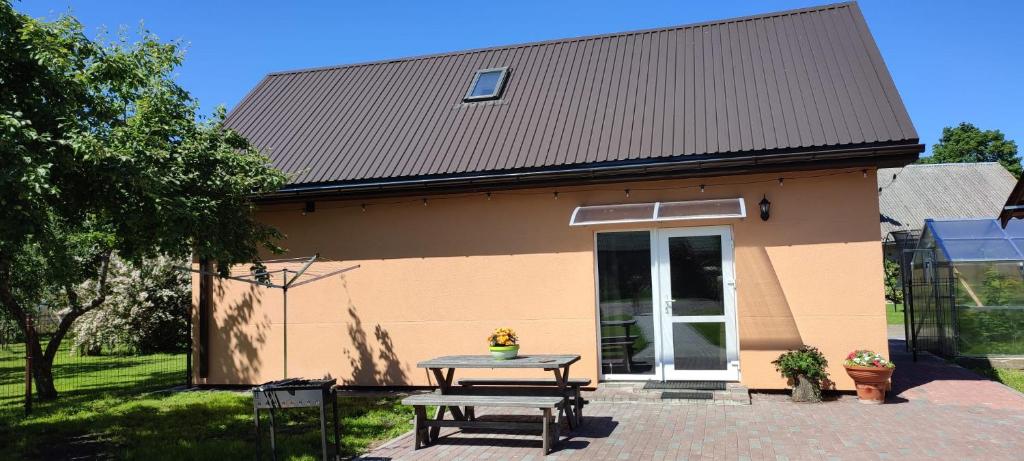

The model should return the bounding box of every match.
[907,218,1024,358]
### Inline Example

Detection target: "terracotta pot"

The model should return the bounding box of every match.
[844,366,894,404]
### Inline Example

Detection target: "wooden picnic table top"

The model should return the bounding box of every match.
[600,319,637,327]
[417,354,580,369]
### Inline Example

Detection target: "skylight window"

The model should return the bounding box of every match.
[464,67,509,101]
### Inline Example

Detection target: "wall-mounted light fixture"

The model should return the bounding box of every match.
[303,201,316,215]
[759,195,771,221]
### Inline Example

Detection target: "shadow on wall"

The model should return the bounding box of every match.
[339,276,408,385]
[737,246,803,351]
[210,281,270,384]
[259,195,591,261]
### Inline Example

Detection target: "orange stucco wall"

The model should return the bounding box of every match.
[193,168,888,390]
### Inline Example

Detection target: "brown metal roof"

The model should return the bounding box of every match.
[226,2,921,196]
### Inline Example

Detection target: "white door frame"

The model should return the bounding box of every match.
[595,226,740,382]
[655,226,739,381]
[595,228,664,381]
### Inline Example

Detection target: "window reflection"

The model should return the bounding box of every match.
[597,232,655,375]
[667,236,724,316]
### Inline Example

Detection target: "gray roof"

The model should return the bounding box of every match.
[226,2,920,195]
[878,163,1016,238]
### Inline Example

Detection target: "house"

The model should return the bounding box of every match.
[999,174,1024,226]
[193,2,923,390]
[878,162,1015,260]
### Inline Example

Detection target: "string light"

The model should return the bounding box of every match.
[299,169,865,214]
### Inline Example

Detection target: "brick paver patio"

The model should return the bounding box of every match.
[360,341,1024,460]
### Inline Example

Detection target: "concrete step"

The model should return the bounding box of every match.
[585,382,750,405]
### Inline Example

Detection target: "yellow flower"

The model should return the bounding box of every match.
[489,327,518,346]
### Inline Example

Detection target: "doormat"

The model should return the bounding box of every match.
[643,381,726,391]
[661,391,713,400]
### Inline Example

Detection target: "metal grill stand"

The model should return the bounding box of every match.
[253,378,339,461]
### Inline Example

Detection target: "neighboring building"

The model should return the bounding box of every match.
[999,174,1024,226]
[194,2,923,390]
[878,163,1015,260]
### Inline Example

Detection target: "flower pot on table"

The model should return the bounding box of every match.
[489,345,520,360]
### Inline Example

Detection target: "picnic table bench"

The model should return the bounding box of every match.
[403,393,565,454]
[457,377,591,421]
[601,319,638,373]
[406,354,582,456]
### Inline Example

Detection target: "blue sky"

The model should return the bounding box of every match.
[16,0,1023,157]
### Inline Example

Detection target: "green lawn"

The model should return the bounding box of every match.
[1,341,184,408]
[1,342,413,460]
[885,303,905,325]
[963,364,1024,394]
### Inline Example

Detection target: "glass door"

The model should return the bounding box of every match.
[656,226,739,381]
[595,231,660,379]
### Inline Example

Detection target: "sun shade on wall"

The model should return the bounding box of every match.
[927,218,1024,261]
[569,198,745,226]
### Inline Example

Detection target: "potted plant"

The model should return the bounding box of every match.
[772,345,830,403]
[843,350,895,404]
[488,327,519,360]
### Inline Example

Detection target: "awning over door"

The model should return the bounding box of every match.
[569,198,746,226]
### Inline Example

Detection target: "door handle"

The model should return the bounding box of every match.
[664,300,673,316]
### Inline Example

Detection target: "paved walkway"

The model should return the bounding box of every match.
[360,341,1024,460]
[887,324,905,340]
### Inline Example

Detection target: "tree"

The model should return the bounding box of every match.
[0,2,287,399]
[883,260,904,307]
[71,255,190,356]
[921,122,1021,177]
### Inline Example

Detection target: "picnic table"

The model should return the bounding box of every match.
[600,319,637,373]
[404,354,585,455]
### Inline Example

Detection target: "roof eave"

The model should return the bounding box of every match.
[254,141,924,203]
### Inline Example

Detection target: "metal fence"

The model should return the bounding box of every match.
[0,314,188,411]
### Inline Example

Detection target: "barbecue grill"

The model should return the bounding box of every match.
[253,378,338,461]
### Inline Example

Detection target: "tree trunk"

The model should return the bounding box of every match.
[32,347,58,400]
[0,257,58,400]
[790,374,822,403]
[0,252,110,401]
[32,309,85,400]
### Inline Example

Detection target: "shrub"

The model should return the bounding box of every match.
[883,260,904,305]
[772,345,830,402]
[70,255,189,355]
